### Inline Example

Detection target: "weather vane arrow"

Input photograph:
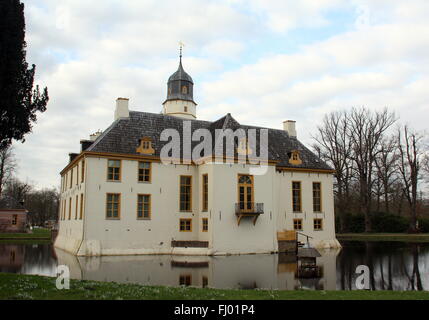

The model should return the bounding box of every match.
[179,41,185,60]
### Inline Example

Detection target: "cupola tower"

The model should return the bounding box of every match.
[162,45,197,119]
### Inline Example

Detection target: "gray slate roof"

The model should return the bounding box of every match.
[87,111,332,171]
[164,60,196,104]
[168,61,193,84]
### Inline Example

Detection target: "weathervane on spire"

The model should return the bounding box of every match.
[178,41,185,62]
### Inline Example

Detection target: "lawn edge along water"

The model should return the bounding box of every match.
[336,233,429,242]
[0,273,428,300]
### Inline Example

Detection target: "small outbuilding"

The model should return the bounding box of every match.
[296,248,322,279]
[0,209,28,233]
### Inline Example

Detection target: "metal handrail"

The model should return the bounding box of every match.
[235,203,264,215]
[296,232,313,247]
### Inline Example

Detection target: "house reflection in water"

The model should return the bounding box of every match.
[0,245,25,273]
[55,248,341,290]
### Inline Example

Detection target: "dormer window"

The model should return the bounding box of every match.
[237,138,253,156]
[136,137,155,155]
[289,150,302,165]
[182,86,188,94]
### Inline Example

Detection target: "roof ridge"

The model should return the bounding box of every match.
[86,118,122,151]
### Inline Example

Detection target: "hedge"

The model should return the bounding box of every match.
[336,212,418,233]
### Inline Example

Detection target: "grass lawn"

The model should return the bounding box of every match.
[0,228,51,241]
[0,273,427,300]
[336,233,429,242]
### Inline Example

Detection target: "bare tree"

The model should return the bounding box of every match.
[422,138,429,182]
[397,125,424,233]
[312,111,354,232]
[347,107,396,232]
[375,136,399,214]
[0,145,17,199]
[2,178,32,209]
[26,187,60,226]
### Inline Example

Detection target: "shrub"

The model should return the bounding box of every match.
[336,213,365,233]
[418,218,429,233]
[370,212,409,233]
[336,212,410,233]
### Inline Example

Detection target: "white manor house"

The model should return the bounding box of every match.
[55,55,341,256]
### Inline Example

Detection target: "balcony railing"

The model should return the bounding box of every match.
[235,203,264,226]
[235,202,264,215]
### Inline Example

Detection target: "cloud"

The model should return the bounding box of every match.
[244,0,345,33]
[12,0,429,189]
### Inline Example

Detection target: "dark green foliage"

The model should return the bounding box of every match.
[337,212,410,233]
[371,212,409,233]
[0,0,48,150]
[336,214,365,233]
[418,218,429,233]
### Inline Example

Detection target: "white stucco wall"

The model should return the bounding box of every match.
[79,158,203,255]
[55,160,86,255]
[163,100,197,119]
[56,155,340,256]
[276,171,340,249]
[209,162,278,255]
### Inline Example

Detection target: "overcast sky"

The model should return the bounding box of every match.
[14,0,429,189]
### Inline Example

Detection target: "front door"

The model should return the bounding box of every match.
[238,175,254,212]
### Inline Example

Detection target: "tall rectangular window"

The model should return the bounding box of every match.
[76,163,79,186]
[238,175,254,212]
[75,195,78,219]
[106,193,121,219]
[180,176,192,212]
[80,194,84,220]
[202,174,208,212]
[61,200,64,220]
[68,198,72,220]
[202,218,208,232]
[11,215,17,225]
[292,181,301,212]
[137,194,151,219]
[81,160,85,183]
[179,219,192,232]
[313,182,322,212]
[63,200,66,220]
[107,160,121,181]
[70,169,73,188]
[138,162,151,182]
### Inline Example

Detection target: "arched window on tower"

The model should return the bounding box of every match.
[184,106,188,112]
[182,86,188,94]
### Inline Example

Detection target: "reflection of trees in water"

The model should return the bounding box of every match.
[403,244,423,291]
[337,242,427,291]
[19,244,57,275]
[1,244,56,276]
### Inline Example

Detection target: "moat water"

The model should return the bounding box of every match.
[0,241,428,291]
